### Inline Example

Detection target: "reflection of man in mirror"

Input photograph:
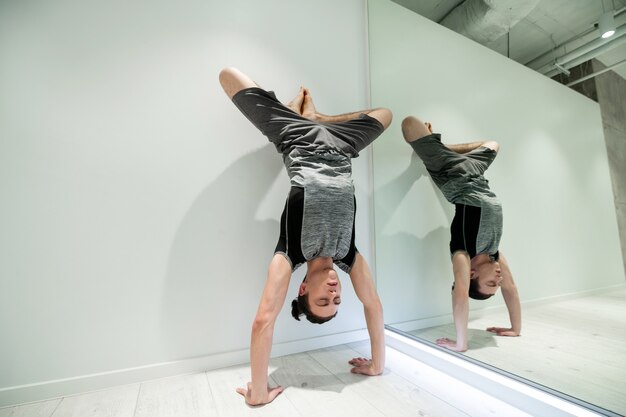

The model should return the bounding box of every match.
[401,116,521,352]
[219,67,392,405]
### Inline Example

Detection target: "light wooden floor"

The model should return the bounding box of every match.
[0,341,534,417]
[408,286,626,415]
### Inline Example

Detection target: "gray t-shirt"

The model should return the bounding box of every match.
[283,149,356,261]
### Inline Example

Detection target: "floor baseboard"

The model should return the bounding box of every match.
[0,329,368,408]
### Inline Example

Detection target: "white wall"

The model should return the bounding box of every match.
[368,0,625,326]
[0,0,376,404]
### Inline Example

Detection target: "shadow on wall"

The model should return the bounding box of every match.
[378,226,451,321]
[376,152,454,228]
[375,152,456,323]
[375,153,427,229]
[160,143,283,359]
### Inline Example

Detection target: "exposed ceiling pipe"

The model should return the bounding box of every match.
[543,33,626,78]
[440,0,540,44]
[526,8,626,72]
[566,58,626,87]
[533,22,626,75]
[436,1,626,81]
[524,27,598,70]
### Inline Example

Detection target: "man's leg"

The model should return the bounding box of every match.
[368,108,393,130]
[402,115,453,178]
[286,87,305,115]
[219,67,258,99]
[219,67,305,115]
[401,116,432,143]
[402,115,499,156]
[300,87,392,128]
[446,141,499,154]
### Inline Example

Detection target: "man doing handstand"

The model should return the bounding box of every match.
[219,67,392,405]
[402,116,521,352]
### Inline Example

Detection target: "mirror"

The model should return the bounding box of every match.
[368,0,626,415]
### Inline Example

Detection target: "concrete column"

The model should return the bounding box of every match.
[593,59,626,277]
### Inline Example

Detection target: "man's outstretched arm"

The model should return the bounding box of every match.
[349,253,385,375]
[487,253,522,336]
[236,254,292,406]
[437,251,472,352]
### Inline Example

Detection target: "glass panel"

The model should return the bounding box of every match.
[368,1,626,415]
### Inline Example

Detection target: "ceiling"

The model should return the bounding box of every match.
[391,0,626,82]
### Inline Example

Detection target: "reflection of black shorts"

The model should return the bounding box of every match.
[410,134,496,189]
[275,186,358,273]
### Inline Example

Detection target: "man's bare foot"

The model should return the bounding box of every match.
[301,88,319,120]
[286,87,305,115]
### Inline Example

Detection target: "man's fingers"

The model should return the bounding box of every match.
[499,330,518,336]
[236,381,252,397]
[486,327,518,336]
[351,365,376,376]
[268,386,284,402]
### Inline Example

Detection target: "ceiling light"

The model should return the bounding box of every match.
[599,12,616,38]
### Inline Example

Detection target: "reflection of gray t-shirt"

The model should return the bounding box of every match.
[410,134,502,259]
[232,87,384,271]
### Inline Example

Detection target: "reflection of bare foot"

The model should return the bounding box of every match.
[286,87,305,114]
[301,88,319,120]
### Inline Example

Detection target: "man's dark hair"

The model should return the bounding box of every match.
[468,278,494,300]
[452,280,494,300]
[291,293,337,324]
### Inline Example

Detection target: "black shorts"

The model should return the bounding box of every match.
[232,87,384,158]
